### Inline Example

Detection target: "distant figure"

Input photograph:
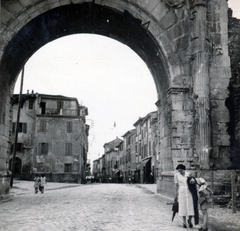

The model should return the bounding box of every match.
[150,171,154,183]
[119,175,123,184]
[33,174,41,194]
[39,174,47,193]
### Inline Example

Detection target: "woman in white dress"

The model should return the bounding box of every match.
[174,164,195,228]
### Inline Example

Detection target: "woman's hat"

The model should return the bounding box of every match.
[176,164,186,170]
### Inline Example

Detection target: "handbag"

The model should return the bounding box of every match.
[172,200,178,212]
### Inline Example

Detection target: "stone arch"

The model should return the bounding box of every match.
[0,0,233,179]
[0,1,179,96]
[0,1,178,171]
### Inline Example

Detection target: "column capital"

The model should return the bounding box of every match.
[166,87,189,95]
[189,0,207,8]
[162,0,185,9]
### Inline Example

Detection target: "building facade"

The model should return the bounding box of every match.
[10,92,89,183]
[93,111,158,184]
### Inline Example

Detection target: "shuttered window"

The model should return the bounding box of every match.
[65,143,72,156]
[39,120,47,132]
[29,100,34,109]
[39,143,48,154]
[12,123,27,133]
[57,101,64,110]
[66,121,73,133]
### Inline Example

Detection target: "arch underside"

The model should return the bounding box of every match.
[1,3,168,97]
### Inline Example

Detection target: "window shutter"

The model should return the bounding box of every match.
[66,143,72,155]
[39,143,41,154]
[29,100,34,109]
[12,122,16,133]
[67,121,73,133]
[44,143,48,154]
[40,120,47,132]
[57,101,63,110]
[23,123,27,133]
[43,121,46,131]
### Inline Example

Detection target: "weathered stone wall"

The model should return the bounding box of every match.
[207,0,231,169]
[226,8,240,169]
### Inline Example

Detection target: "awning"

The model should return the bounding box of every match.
[141,158,150,168]
[113,169,120,174]
[136,158,151,170]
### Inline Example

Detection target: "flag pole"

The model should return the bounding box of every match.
[10,66,25,187]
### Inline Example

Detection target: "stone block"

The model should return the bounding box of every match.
[0,7,14,24]
[209,66,231,78]
[169,65,182,82]
[157,32,175,56]
[18,0,45,7]
[219,134,230,146]
[167,20,186,41]
[174,34,190,52]
[210,77,230,90]
[212,54,231,67]
[162,136,171,148]
[172,110,188,122]
[159,10,177,30]
[168,55,182,66]
[26,1,60,18]
[210,99,227,111]
[3,0,24,15]
[171,97,184,111]
[211,110,230,123]
[133,0,160,13]
[150,1,169,22]
[210,88,229,100]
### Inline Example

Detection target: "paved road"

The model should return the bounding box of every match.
[0,182,212,231]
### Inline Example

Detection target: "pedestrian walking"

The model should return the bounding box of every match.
[174,164,195,228]
[39,174,47,193]
[33,174,41,194]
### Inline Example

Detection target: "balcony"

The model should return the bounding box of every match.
[41,108,79,116]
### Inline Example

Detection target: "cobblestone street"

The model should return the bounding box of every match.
[0,181,239,231]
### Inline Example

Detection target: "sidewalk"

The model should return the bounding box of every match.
[0,180,82,203]
[138,183,240,231]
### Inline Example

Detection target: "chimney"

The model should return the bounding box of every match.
[31,90,34,94]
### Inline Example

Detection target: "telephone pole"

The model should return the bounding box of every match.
[10,66,24,187]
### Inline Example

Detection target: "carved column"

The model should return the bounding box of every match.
[190,0,211,169]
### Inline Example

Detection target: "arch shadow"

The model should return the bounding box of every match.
[1,3,169,98]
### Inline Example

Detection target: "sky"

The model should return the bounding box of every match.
[14,0,239,166]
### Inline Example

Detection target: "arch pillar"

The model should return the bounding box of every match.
[190,0,211,169]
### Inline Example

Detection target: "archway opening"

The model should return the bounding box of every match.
[13,33,158,163]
